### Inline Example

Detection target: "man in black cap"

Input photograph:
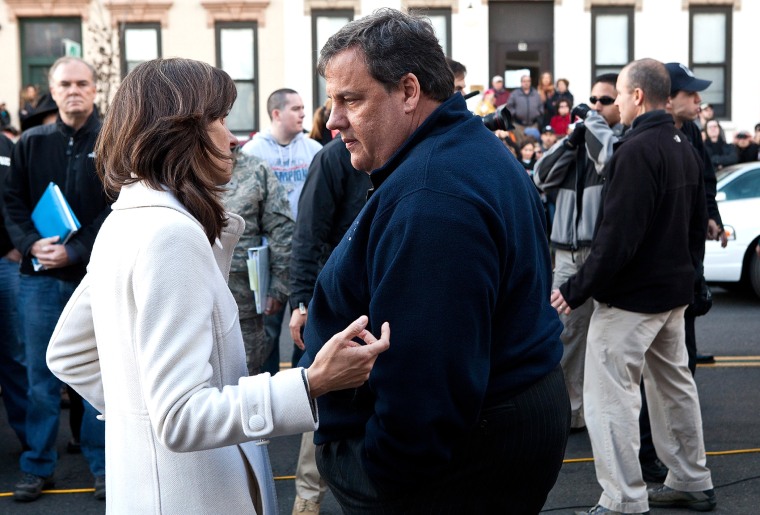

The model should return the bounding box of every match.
[19,94,59,132]
[665,61,727,360]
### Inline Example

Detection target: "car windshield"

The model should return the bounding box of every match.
[717,164,760,201]
[716,163,749,183]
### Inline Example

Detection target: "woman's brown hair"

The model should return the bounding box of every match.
[95,58,237,244]
[309,98,332,141]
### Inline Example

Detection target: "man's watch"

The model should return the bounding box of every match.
[298,302,307,315]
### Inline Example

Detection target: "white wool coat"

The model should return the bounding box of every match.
[47,181,317,514]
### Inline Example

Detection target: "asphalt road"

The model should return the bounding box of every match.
[0,286,757,514]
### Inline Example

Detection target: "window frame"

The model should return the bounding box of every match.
[119,22,162,79]
[19,17,83,93]
[689,5,732,119]
[311,9,354,110]
[215,20,260,136]
[590,6,634,83]
[418,8,452,57]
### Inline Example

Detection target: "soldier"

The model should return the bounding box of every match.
[221,151,294,375]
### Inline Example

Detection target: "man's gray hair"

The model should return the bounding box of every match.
[48,57,97,85]
[317,8,453,102]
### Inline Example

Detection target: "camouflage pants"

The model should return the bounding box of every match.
[228,272,272,376]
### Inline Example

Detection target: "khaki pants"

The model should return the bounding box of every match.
[553,248,594,428]
[584,304,712,513]
[295,432,328,502]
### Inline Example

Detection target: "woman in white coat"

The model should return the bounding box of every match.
[46,58,390,514]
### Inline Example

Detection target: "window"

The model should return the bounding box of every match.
[591,7,633,81]
[120,23,161,78]
[19,17,83,93]
[720,169,760,202]
[690,6,731,118]
[420,8,451,57]
[312,10,353,109]
[216,22,258,135]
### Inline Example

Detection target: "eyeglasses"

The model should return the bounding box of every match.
[589,96,615,106]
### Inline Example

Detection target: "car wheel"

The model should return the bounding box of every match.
[751,248,760,300]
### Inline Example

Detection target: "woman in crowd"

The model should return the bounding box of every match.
[309,98,333,145]
[703,119,738,170]
[548,78,574,122]
[550,99,572,136]
[18,84,40,130]
[519,140,537,172]
[538,71,555,125]
[45,58,389,514]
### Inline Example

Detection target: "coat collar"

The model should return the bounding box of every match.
[112,181,245,252]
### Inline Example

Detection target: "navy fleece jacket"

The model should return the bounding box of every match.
[303,93,563,490]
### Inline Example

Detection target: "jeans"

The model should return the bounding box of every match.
[317,367,570,514]
[0,258,28,448]
[17,274,105,478]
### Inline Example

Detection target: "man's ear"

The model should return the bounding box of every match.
[400,73,421,114]
[633,88,644,107]
[271,109,281,123]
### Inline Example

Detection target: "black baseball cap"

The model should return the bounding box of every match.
[21,93,58,131]
[542,125,554,134]
[665,63,712,95]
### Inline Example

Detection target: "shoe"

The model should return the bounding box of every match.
[696,353,716,364]
[574,505,649,514]
[13,473,54,502]
[67,437,82,454]
[640,457,668,483]
[292,495,320,514]
[648,485,717,511]
[93,475,106,500]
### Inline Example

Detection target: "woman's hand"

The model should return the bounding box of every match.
[306,315,390,398]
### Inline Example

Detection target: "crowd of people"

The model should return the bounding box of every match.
[1,7,758,515]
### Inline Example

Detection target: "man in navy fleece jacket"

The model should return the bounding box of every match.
[302,8,570,514]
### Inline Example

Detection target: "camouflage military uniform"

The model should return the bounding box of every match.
[222,152,294,375]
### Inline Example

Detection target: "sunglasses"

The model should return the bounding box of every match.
[589,96,615,106]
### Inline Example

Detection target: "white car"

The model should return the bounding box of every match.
[703,161,760,298]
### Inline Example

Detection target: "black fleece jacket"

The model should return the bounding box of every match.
[3,111,110,281]
[289,137,371,311]
[0,134,15,256]
[560,110,707,313]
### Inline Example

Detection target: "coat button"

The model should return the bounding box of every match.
[249,415,265,431]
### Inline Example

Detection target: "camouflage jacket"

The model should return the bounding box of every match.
[221,152,294,303]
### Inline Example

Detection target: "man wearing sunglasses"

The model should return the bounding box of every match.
[534,73,623,434]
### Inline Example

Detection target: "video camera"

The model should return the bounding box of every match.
[462,90,515,132]
[482,105,514,132]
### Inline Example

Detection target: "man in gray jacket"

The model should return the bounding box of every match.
[534,73,623,432]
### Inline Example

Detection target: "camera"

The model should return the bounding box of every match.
[482,105,514,132]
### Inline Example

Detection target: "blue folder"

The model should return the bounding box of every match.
[31,182,81,244]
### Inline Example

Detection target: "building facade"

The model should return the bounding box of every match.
[1,0,757,138]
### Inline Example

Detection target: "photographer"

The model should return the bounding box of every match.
[533,74,624,433]
[734,130,759,163]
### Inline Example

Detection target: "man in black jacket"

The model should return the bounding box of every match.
[552,59,715,514]
[0,133,28,455]
[287,135,370,515]
[3,57,109,502]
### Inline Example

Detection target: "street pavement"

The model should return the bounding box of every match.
[0,286,758,514]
